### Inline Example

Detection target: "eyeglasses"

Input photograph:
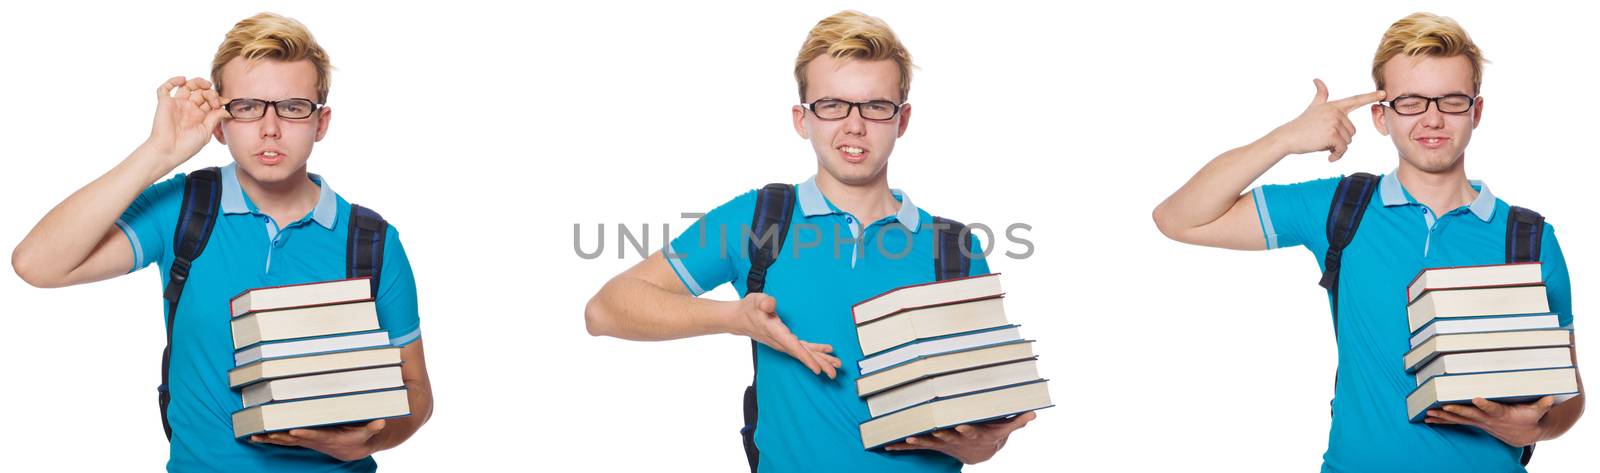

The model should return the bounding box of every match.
[1381,94,1477,116]
[801,98,904,121]
[224,98,324,120]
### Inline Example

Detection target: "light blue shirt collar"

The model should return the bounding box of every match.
[797,175,921,232]
[219,163,338,229]
[1378,169,1495,222]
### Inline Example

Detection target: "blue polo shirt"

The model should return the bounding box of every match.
[116,163,421,472]
[1253,171,1572,473]
[667,176,990,472]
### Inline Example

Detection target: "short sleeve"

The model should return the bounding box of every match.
[1539,223,1573,328]
[1252,176,1341,251]
[376,225,422,346]
[115,174,186,272]
[666,190,758,296]
[966,233,991,277]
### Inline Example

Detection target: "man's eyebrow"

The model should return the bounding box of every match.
[1391,90,1474,97]
[813,95,898,103]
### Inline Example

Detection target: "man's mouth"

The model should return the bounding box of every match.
[1415,137,1449,149]
[838,145,867,163]
[258,150,285,165]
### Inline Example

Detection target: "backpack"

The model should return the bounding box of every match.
[738,183,973,471]
[1318,172,1545,465]
[155,167,389,439]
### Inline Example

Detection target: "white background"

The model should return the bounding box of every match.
[1,1,1594,471]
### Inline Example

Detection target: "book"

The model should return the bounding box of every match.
[1406,285,1549,333]
[232,387,411,438]
[231,301,381,350]
[230,346,402,389]
[853,273,1002,325]
[1413,347,1574,386]
[241,365,406,408]
[235,330,393,366]
[860,325,1024,376]
[856,296,1010,357]
[1403,328,1572,373]
[230,277,372,318]
[858,340,1036,398]
[1406,262,1543,304]
[1409,313,1561,348]
[859,379,1052,450]
[867,358,1040,417]
[1406,368,1579,422]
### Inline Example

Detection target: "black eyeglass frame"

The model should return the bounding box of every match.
[800,98,905,121]
[1380,94,1478,116]
[223,98,325,120]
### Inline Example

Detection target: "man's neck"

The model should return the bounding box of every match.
[235,165,321,227]
[815,169,899,224]
[1395,157,1477,217]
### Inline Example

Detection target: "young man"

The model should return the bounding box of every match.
[1152,13,1582,472]
[11,13,433,472]
[585,11,1033,472]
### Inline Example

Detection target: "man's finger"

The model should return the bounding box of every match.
[757,293,777,314]
[1443,404,1491,424]
[1311,79,1330,106]
[367,419,387,432]
[1430,408,1482,428]
[158,76,186,98]
[953,424,981,440]
[768,327,821,375]
[204,107,230,130]
[810,349,837,379]
[1470,397,1509,417]
[267,432,304,446]
[288,428,326,441]
[1328,142,1348,162]
[804,342,833,353]
[1338,115,1357,138]
[1335,90,1387,112]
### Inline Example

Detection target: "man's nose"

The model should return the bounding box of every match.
[258,107,281,139]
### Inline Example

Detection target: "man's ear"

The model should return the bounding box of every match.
[1370,103,1390,136]
[896,103,912,138]
[792,105,808,139]
[1471,96,1485,130]
[314,106,332,142]
[213,121,228,145]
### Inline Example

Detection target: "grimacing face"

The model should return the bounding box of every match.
[791,55,911,188]
[212,58,331,187]
[1370,54,1483,174]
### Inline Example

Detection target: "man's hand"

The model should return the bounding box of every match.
[250,419,386,462]
[1264,79,1385,162]
[1424,396,1556,447]
[143,76,228,169]
[882,411,1036,464]
[726,293,841,379]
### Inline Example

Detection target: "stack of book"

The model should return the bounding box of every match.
[852,274,1052,450]
[1403,262,1579,422]
[227,278,411,439]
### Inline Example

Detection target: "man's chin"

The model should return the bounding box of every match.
[1400,152,1464,174]
[234,160,307,185]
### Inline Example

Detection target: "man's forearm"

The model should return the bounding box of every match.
[585,276,734,341]
[12,146,174,286]
[367,378,432,453]
[1153,135,1288,233]
[1539,391,1584,442]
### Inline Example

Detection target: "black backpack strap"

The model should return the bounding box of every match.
[1505,205,1544,466]
[347,204,389,296]
[1318,173,1380,338]
[1506,206,1544,264]
[158,167,223,440]
[932,217,972,281]
[741,183,795,472]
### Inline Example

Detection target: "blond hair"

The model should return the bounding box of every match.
[212,13,333,103]
[794,11,914,102]
[1372,12,1486,93]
